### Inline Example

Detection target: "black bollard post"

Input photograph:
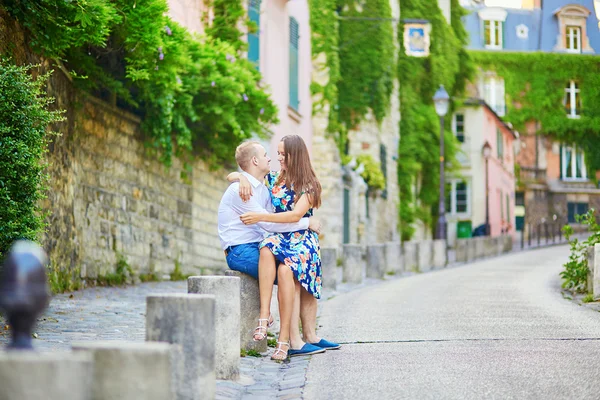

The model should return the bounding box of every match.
[0,241,50,349]
[545,223,549,244]
[559,224,562,242]
[537,224,541,246]
[528,224,532,247]
[521,228,525,250]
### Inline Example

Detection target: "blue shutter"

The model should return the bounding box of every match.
[289,17,300,110]
[248,0,261,70]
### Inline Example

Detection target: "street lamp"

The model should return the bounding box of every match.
[433,85,450,240]
[482,141,492,236]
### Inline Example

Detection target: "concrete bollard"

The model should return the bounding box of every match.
[384,242,402,275]
[403,241,419,272]
[366,244,386,279]
[475,237,485,259]
[432,240,447,269]
[146,294,216,400]
[187,276,240,380]
[418,240,433,272]
[483,237,495,257]
[0,351,93,400]
[593,244,600,300]
[320,248,338,291]
[503,235,513,252]
[466,239,476,262]
[72,341,174,400]
[342,244,363,284]
[455,239,468,262]
[224,270,266,353]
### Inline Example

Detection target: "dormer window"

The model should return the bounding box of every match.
[566,26,581,53]
[484,20,503,49]
[564,80,581,118]
[478,8,508,50]
[554,5,593,54]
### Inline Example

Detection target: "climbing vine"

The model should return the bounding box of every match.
[470,51,600,172]
[2,0,277,168]
[398,0,475,240]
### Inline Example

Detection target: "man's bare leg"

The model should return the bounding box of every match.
[299,285,320,344]
[289,281,306,349]
[254,247,277,341]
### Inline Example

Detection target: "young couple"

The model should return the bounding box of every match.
[217,135,340,361]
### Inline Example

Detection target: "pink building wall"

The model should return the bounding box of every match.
[483,107,516,237]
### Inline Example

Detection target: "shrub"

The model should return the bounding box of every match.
[0,62,63,257]
[560,209,600,293]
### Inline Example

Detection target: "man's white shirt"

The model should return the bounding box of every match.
[218,172,309,250]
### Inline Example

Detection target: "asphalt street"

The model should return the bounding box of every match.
[304,245,600,399]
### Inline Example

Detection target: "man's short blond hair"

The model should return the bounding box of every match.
[235,140,261,170]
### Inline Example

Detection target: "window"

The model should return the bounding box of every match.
[564,80,581,118]
[483,76,505,116]
[561,145,587,181]
[247,0,261,69]
[506,193,510,224]
[566,26,581,53]
[483,20,503,49]
[515,191,525,206]
[568,202,589,223]
[453,113,465,143]
[289,17,300,111]
[496,128,504,161]
[446,180,470,214]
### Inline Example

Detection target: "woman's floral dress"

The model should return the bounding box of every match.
[260,171,322,299]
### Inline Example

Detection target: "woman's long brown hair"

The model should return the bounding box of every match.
[278,135,322,208]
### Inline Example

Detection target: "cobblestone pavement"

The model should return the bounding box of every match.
[0,277,383,399]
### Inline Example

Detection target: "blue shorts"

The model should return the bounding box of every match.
[225,242,278,284]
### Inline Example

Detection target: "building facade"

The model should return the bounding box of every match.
[461,0,600,232]
[447,100,518,246]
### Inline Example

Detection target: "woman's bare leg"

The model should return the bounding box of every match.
[254,247,277,341]
[289,281,306,349]
[272,264,295,360]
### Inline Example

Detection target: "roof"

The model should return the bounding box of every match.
[464,98,520,139]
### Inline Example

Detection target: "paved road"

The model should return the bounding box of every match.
[305,245,600,399]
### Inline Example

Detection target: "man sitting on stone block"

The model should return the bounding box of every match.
[218,140,340,358]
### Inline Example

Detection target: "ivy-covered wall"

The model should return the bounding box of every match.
[397,0,474,240]
[469,51,600,174]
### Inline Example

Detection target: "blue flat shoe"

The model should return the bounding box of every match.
[288,343,326,357]
[310,339,341,350]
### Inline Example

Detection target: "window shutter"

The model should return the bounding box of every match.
[380,144,388,199]
[289,17,300,110]
[248,0,261,69]
[560,145,563,179]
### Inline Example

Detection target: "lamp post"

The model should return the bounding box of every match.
[482,141,492,236]
[433,85,450,240]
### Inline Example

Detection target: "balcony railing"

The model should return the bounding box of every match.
[520,166,546,183]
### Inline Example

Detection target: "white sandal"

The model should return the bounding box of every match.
[252,315,274,342]
[271,341,290,361]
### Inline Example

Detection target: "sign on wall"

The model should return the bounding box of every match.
[403,19,432,57]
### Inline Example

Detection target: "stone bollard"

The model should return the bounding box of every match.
[366,244,386,279]
[146,294,216,400]
[403,241,419,272]
[503,235,513,252]
[418,240,433,272]
[342,244,363,284]
[224,270,266,353]
[483,237,495,257]
[72,341,174,400]
[474,237,485,259]
[384,241,402,275]
[455,239,468,262]
[432,240,447,269]
[188,276,240,380]
[0,351,93,400]
[320,248,338,291]
[466,239,476,262]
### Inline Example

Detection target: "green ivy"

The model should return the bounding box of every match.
[2,0,278,168]
[469,51,600,172]
[0,62,64,256]
[342,154,386,191]
[338,0,395,131]
[561,209,600,293]
[397,0,474,240]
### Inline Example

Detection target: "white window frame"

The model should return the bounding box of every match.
[561,144,587,181]
[483,20,503,49]
[483,76,505,116]
[564,80,580,119]
[447,180,471,216]
[566,26,582,53]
